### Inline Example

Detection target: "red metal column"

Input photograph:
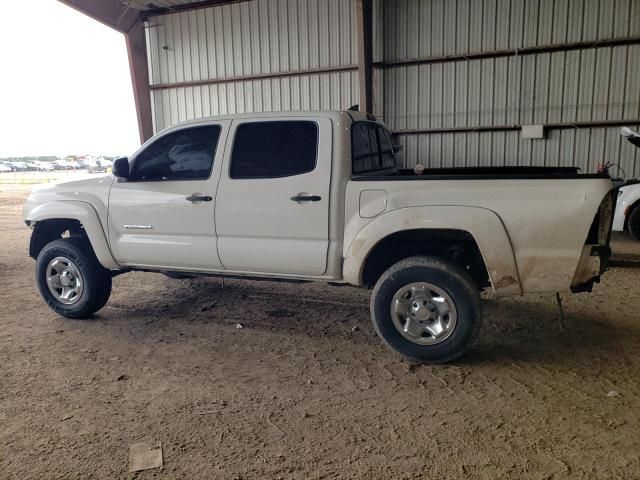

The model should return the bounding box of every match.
[125,20,154,143]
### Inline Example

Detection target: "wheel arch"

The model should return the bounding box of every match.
[343,206,522,295]
[26,201,119,269]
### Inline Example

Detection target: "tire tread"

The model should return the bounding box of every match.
[36,238,112,319]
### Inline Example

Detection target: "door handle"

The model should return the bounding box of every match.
[290,194,321,202]
[186,194,213,202]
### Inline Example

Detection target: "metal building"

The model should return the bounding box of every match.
[61,0,640,175]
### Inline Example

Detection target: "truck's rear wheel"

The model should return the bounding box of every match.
[628,205,640,241]
[36,238,112,319]
[370,256,481,363]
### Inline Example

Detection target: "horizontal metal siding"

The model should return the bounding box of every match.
[149,0,356,83]
[383,0,640,61]
[384,45,640,130]
[151,71,358,131]
[382,0,640,172]
[147,0,358,132]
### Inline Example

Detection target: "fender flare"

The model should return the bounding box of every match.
[26,201,119,269]
[343,205,522,295]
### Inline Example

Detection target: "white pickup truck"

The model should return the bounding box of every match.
[23,111,616,363]
[612,128,640,241]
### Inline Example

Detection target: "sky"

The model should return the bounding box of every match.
[0,0,141,158]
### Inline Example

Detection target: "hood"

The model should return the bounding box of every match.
[23,175,114,224]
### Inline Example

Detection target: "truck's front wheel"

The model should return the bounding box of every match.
[36,238,112,319]
[370,256,481,363]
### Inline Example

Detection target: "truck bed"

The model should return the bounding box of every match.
[353,166,609,181]
[344,170,614,294]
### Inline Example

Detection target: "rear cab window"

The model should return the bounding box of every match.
[230,121,318,179]
[351,122,396,175]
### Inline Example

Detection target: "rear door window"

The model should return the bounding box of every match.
[230,121,318,179]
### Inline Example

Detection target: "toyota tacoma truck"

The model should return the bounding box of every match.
[23,111,616,363]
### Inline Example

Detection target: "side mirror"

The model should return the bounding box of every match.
[113,157,130,179]
[393,144,403,153]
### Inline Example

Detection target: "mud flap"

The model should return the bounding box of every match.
[571,245,611,293]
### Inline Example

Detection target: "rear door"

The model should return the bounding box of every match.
[108,122,228,271]
[215,118,332,275]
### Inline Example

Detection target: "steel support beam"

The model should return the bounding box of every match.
[393,119,640,136]
[149,65,359,90]
[375,36,640,69]
[355,0,373,114]
[125,20,154,143]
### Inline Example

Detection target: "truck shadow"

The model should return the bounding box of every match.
[609,256,640,269]
[465,297,635,366]
[610,232,640,269]
[107,273,634,367]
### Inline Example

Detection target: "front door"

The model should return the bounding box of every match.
[215,118,332,276]
[108,122,227,271]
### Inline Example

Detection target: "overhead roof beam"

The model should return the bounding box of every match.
[57,0,141,33]
[142,0,252,18]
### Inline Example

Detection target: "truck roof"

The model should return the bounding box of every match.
[160,109,377,132]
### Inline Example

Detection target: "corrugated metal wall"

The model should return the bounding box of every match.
[144,0,640,176]
[145,0,359,131]
[379,0,640,176]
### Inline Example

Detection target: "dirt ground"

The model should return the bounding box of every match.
[1,185,639,480]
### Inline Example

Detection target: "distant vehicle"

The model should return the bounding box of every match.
[87,158,113,173]
[34,161,55,172]
[612,128,640,241]
[0,163,12,173]
[53,160,72,170]
[12,162,36,171]
[8,162,29,171]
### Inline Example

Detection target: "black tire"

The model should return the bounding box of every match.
[36,238,112,319]
[628,204,640,242]
[370,256,482,364]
